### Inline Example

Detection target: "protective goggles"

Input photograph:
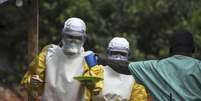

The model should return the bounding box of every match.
[107,47,129,56]
[107,47,129,61]
[62,30,86,44]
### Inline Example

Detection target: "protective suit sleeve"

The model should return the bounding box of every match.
[83,63,104,101]
[21,45,52,95]
[129,83,148,101]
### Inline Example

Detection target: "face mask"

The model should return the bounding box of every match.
[62,34,84,55]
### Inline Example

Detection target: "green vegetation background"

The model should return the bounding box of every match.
[0,0,201,86]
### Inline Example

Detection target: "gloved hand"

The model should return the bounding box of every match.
[82,64,104,95]
[80,79,96,87]
[30,75,44,88]
[94,53,106,66]
[104,93,127,101]
[93,93,127,101]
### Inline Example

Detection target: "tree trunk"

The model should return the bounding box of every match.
[28,0,38,64]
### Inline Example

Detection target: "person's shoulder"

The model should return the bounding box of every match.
[41,44,59,51]
[167,55,200,62]
[192,58,201,66]
[46,44,61,51]
[195,59,201,70]
[129,60,158,65]
[129,60,158,69]
[191,57,201,63]
[43,44,61,56]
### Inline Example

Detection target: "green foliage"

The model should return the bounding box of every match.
[1,0,201,85]
[39,0,201,59]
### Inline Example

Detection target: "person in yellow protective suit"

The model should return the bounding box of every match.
[94,37,148,101]
[21,17,103,101]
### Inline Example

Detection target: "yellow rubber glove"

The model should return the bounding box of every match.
[129,83,148,101]
[83,64,104,101]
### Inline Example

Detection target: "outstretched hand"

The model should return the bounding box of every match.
[31,75,44,87]
[94,53,107,66]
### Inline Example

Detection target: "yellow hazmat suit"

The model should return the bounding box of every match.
[130,83,148,101]
[21,45,103,101]
[21,44,148,101]
[91,65,148,101]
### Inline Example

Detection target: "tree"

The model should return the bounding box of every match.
[1,0,201,86]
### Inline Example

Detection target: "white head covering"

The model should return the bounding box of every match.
[62,17,86,55]
[108,37,129,53]
[63,17,86,36]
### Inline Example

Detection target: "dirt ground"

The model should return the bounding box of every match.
[0,86,27,101]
